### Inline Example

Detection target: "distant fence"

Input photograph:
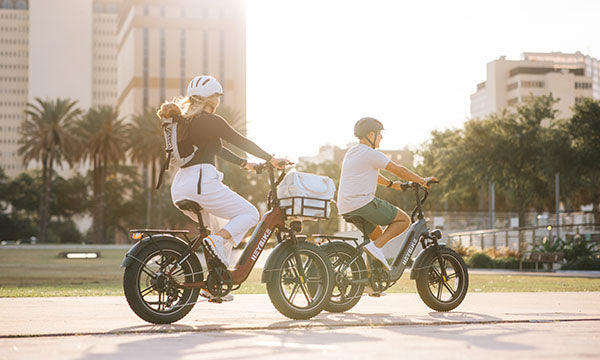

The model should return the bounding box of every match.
[448,223,600,254]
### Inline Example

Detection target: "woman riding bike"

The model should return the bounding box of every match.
[337,117,436,293]
[157,75,289,298]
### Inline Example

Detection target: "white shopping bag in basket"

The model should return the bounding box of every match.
[277,171,336,219]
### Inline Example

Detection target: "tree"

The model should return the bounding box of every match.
[126,108,164,226]
[76,105,128,243]
[463,95,559,229]
[567,98,600,223]
[18,98,81,242]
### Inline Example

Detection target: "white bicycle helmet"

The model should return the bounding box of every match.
[186,75,223,98]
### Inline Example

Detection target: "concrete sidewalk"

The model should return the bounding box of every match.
[1,292,599,338]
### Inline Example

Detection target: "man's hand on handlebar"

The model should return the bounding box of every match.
[423,177,439,188]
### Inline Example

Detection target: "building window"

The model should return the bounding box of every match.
[507,97,519,106]
[521,81,544,88]
[575,82,592,89]
[506,82,518,91]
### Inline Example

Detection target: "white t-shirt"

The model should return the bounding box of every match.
[336,144,390,214]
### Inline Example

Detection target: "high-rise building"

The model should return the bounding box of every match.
[0,0,246,178]
[470,52,599,120]
[116,0,246,132]
[0,1,29,176]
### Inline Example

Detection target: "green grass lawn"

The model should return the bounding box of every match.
[1,248,599,297]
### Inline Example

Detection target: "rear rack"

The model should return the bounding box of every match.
[312,234,358,241]
[129,229,190,235]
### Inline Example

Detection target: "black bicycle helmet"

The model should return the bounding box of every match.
[354,117,384,139]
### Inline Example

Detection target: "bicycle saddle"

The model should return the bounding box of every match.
[342,215,370,235]
[342,215,366,224]
[175,200,203,214]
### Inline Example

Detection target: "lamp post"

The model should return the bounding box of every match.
[555,172,560,240]
[489,181,495,229]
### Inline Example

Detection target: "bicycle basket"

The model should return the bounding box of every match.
[277,171,335,220]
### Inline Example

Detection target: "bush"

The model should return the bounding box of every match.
[452,243,477,258]
[561,235,598,262]
[0,213,38,241]
[467,252,493,268]
[492,257,520,269]
[561,257,600,270]
[485,246,519,259]
[47,220,83,244]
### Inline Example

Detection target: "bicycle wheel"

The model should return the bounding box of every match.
[415,247,469,312]
[321,242,366,313]
[266,241,333,320]
[123,240,202,324]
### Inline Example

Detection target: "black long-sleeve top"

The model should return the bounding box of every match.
[177,112,272,168]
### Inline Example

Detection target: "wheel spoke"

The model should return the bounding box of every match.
[170,266,185,277]
[140,284,154,297]
[298,281,314,303]
[288,282,300,303]
[436,280,443,299]
[141,265,157,278]
[303,257,314,274]
[442,279,457,297]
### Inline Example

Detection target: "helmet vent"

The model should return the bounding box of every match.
[194,77,204,87]
[202,78,211,86]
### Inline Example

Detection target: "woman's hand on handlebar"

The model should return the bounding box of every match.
[270,157,292,169]
[244,162,258,172]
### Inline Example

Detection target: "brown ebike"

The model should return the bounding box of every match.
[121,163,334,323]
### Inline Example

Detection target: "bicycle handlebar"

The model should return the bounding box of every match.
[398,180,439,222]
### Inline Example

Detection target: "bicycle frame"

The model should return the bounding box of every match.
[328,183,442,284]
[127,163,291,290]
[387,218,429,281]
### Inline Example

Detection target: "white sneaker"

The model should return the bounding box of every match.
[202,235,229,267]
[200,289,234,302]
[364,285,387,297]
[364,242,391,271]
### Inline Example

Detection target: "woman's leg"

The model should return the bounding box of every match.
[197,185,259,247]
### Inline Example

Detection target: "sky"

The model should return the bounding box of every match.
[244,0,600,161]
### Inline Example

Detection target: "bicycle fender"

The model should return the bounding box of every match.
[120,234,188,268]
[409,244,446,280]
[260,241,292,283]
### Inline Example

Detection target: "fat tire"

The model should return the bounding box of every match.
[415,247,468,312]
[123,241,202,324]
[266,241,334,320]
[321,242,366,313]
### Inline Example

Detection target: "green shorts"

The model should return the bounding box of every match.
[344,197,398,235]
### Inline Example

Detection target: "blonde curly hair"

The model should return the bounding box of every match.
[156,94,221,120]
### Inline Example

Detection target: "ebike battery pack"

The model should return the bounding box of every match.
[277,171,335,220]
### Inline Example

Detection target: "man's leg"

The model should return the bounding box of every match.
[372,208,410,248]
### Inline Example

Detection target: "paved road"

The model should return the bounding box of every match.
[1,292,599,359]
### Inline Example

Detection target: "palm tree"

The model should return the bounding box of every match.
[76,105,128,243]
[18,98,81,242]
[127,108,164,226]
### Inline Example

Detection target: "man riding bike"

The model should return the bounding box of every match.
[337,117,436,276]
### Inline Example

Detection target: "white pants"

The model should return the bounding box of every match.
[171,164,260,257]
